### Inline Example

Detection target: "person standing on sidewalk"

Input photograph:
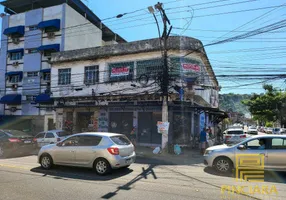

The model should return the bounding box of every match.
[200,128,207,154]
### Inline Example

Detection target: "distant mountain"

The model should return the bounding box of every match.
[219,93,251,116]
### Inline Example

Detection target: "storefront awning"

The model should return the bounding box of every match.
[5,71,23,79]
[37,19,60,31]
[0,94,22,105]
[7,48,24,54]
[37,44,60,52]
[3,26,25,36]
[40,68,51,73]
[35,94,53,104]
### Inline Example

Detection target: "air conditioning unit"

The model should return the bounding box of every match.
[47,32,55,38]
[12,61,19,66]
[12,37,20,44]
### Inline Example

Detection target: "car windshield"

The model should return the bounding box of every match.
[56,131,70,137]
[110,135,131,145]
[2,130,30,137]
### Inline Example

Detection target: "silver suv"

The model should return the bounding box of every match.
[204,135,286,173]
[38,132,136,175]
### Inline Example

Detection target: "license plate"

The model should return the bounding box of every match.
[125,158,132,164]
[24,140,31,144]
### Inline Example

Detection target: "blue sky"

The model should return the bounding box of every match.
[1,0,286,94]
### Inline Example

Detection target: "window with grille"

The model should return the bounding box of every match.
[43,72,51,81]
[27,72,38,77]
[10,52,23,60]
[26,95,36,101]
[9,75,20,83]
[58,68,71,85]
[84,66,99,85]
[136,59,163,80]
[109,62,134,82]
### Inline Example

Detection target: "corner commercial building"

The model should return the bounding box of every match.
[49,36,227,146]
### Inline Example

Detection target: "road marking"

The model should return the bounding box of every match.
[0,163,30,170]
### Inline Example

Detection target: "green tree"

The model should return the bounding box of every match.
[242,84,286,126]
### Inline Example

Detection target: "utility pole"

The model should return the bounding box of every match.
[149,2,172,151]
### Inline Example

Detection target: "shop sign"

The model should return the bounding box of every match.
[181,63,200,72]
[110,66,130,77]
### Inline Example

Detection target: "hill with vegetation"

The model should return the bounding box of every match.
[219,93,251,115]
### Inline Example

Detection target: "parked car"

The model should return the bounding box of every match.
[247,126,258,135]
[266,128,273,134]
[38,132,136,175]
[223,128,249,144]
[204,135,286,173]
[0,129,37,158]
[34,130,71,148]
[272,128,281,135]
[281,128,286,134]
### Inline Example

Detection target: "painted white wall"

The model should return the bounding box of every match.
[51,51,217,100]
[43,5,63,21]
[6,64,23,71]
[64,4,102,51]
[9,13,25,27]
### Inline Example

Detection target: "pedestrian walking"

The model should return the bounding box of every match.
[200,128,207,154]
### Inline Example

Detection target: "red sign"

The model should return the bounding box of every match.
[181,63,200,72]
[111,66,130,77]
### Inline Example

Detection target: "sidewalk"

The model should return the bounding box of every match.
[135,146,204,166]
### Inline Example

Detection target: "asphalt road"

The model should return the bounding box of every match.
[0,155,285,200]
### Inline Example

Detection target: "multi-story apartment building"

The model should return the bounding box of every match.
[50,36,227,146]
[0,0,125,131]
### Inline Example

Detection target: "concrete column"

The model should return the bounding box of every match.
[73,110,77,133]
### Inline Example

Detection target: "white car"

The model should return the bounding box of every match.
[223,128,249,144]
[247,126,258,135]
[34,130,70,148]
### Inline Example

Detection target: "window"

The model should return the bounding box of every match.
[111,135,131,145]
[35,133,45,139]
[44,51,52,57]
[58,68,71,85]
[62,136,79,146]
[227,130,244,135]
[27,72,38,77]
[45,132,55,138]
[109,62,134,82]
[84,66,99,85]
[9,75,20,83]
[10,52,23,60]
[244,139,266,150]
[27,49,38,54]
[137,59,163,80]
[26,95,36,101]
[56,131,70,137]
[78,136,102,146]
[43,72,51,81]
[44,27,57,33]
[29,26,38,31]
[271,138,286,149]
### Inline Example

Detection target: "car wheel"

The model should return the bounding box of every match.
[40,154,53,169]
[94,158,111,175]
[214,157,233,173]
